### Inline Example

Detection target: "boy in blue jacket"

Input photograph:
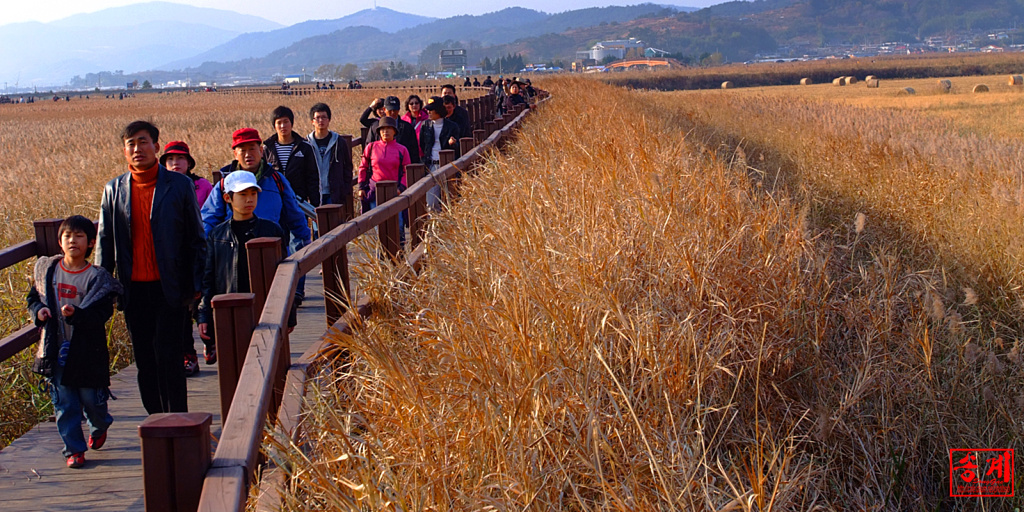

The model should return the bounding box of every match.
[27,215,123,469]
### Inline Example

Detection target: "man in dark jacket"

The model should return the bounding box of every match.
[441,84,472,135]
[264,106,320,207]
[368,95,422,164]
[97,120,205,414]
[306,103,353,209]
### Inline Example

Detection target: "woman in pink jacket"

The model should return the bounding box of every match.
[358,117,410,242]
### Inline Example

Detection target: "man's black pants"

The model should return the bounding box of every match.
[125,281,188,414]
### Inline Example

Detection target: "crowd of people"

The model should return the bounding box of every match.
[24,78,540,469]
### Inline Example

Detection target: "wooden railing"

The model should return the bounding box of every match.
[0,219,68,362]
[167,92,543,512]
[0,90,545,512]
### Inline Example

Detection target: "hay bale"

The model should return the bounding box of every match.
[866,78,880,88]
[865,75,877,81]
[1009,75,1023,86]
[721,81,734,89]
[833,77,845,86]
[800,77,813,85]
[843,76,858,85]
[973,84,990,93]
[897,87,916,95]
[937,79,952,91]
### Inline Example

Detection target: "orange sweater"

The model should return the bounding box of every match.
[130,164,160,282]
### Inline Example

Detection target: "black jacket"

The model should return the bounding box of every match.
[359,107,380,129]
[264,132,321,207]
[448,105,472,139]
[505,93,528,112]
[27,255,123,388]
[419,118,462,162]
[368,116,422,164]
[97,166,206,308]
[306,131,353,207]
[197,216,287,325]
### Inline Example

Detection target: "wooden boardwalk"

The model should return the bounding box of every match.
[0,270,330,512]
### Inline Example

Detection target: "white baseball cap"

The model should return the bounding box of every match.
[223,171,262,193]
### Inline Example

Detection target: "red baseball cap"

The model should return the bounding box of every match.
[231,127,262,148]
[159,140,196,171]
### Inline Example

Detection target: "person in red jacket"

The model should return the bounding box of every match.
[358,117,409,244]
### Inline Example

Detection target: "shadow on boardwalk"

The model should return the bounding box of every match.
[0,272,328,512]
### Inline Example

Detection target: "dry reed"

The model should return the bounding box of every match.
[261,77,1023,511]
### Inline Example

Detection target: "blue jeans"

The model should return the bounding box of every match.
[50,365,112,457]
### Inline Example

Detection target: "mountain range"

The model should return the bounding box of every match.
[4,0,1023,90]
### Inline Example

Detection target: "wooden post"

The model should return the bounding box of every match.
[245,237,282,316]
[439,149,455,167]
[459,137,475,159]
[406,164,427,249]
[212,170,223,185]
[360,126,370,149]
[211,293,255,422]
[339,135,356,222]
[139,413,213,512]
[485,120,496,137]
[316,204,348,325]
[473,129,486,146]
[376,181,400,260]
[33,218,63,257]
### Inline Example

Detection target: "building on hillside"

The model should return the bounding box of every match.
[284,74,303,84]
[575,38,646,62]
[440,49,468,72]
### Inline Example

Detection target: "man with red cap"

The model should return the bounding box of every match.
[198,128,310,363]
[160,141,212,376]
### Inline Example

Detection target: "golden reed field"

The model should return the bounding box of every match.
[260,75,1022,511]
[1,66,1022,510]
[0,88,450,446]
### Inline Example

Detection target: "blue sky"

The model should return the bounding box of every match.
[6,0,723,26]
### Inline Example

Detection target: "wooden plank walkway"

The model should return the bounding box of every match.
[0,270,331,512]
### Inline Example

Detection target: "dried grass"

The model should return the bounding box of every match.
[261,77,1023,511]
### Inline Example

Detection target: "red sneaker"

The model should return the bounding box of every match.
[184,353,200,376]
[66,453,85,468]
[204,345,217,365]
[88,431,107,450]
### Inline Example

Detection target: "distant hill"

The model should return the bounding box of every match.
[0,2,280,87]
[178,4,677,77]
[44,1,282,31]
[164,7,436,69]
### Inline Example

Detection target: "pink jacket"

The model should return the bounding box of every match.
[358,140,409,191]
[193,176,213,208]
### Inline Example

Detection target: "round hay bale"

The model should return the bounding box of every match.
[973,84,990,93]
[833,77,845,86]
[800,77,813,85]
[721,81,734,89]
[865,75,877,81]
[866,78,880,88]
[937,79,952,91]
[843,76,857,85]
[1009,75,1023,86]
[897,87,916,96]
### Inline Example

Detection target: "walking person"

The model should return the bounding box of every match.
[419,97,461,211]
[160,141,211,376]
[28,215,123,468]
[200,128,311,338]
[97,120,205,414]
[306,103,353,208]
[359,97,387,129]
[505,81,528,111]
[358,117,409,237]
[367,96,421,164]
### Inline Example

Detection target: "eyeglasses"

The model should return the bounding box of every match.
[312,115,329,121]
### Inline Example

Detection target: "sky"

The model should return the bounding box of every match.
[6,0,724,26]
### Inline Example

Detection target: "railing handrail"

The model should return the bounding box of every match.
[198,94,548,511]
